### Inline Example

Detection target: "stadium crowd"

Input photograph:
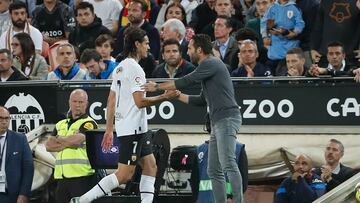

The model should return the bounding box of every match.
[0,0,359,81]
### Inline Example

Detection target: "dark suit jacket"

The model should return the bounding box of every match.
[213,36,239,72]
[314,163,356,192]
[4,130,34,200]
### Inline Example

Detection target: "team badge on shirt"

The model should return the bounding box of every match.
[83,122,94,130]
[287,10,294,19]
[131,155,137,162]
[134,76,142,86]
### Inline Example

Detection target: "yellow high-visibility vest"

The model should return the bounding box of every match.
[54,116,97,179]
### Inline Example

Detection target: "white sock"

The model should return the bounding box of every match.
[140,175,156,203]
[79,173,119,203]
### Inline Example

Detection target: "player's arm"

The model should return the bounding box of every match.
[133,90,180,108]
[102,90,116,150]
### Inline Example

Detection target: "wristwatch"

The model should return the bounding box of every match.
[155,83,160,91]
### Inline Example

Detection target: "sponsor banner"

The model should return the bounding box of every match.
[0,80,359,132]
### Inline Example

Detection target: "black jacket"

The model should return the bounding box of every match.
[69,17,112,55]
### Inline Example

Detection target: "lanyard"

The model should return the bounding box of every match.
[0,136,7,170]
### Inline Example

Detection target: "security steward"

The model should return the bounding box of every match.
[45,89,98,203]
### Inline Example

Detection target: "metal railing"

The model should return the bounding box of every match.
[314,172,360,203]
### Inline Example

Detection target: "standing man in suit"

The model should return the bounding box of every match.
[0,106,34,203]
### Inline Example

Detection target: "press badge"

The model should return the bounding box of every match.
[0,171,6,192]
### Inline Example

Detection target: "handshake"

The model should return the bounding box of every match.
[141,81,181,100]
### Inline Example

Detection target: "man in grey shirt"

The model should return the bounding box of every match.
[143,34,243,203]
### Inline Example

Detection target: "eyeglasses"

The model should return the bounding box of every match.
[0,116,10,121]
[11,43,20,47]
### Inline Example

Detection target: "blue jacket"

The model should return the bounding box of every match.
[261,0,305,60]
[2,130,34,202]
[274,173,326,203]
[88,60,118,79]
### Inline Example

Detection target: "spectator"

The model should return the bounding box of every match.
[152,38,195,78]
[313,139,357,192]
[309,42,358,77]
[276,47,308,76]
[310,0,360,67]
[231,27,269,70]
[189,0,217,33]
[80,48,117,79]
[84,0,122,34]
[0,48,27,81]
[231,39,271,77]
[119,0,159,27]
[191,140,248,203]
[260,0,304,73]
[156,2,196,42]
[0,106,34,203]
[47,43,87,80]
[274,154,326,203]
[45,89,98,203]
[113,0,161,60]
[201,0,244,41]
[11,32,48,80]
[68,1,112,56]
[212,15,239,71]
[32,0,76,45]
[0,1,43,53]
[0,0,11,36]
[95,34,115,62]
[245,0,273,48]
[161,18,190,62]
[155,0,198,30]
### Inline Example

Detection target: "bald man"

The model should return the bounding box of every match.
[274,154,326,203]
[45,89,98,203]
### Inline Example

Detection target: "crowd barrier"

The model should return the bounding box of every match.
[0,77,358,133]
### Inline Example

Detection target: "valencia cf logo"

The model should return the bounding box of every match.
[329,3,352,23]
[4,93,45,133]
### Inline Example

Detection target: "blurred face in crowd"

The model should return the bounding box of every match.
[215,0,233,16]
[327,46,345,70]
[85,59,102,77]
[325,141,343,166]
[163,44,181,67]
[0,0,10,13]
[136,36,150,59]
[11,37,22,56]
[166,6,184,22]
[0,52,12,74]
[56,45,76,68]
[286,53,305,76]
[214,18,232,40]
[69,90,88,119]
[0,107,10,134]
[96,41,113,60]
[239,41,258,66]
[187,39,200,64]
[10,7,27,29]
[77,8,95,27]
[255,0,272,17]
[293,154,312,175]
[161,25,179,41]
[128,2,146,25]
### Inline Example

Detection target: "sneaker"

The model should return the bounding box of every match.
[70,197,80,203]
